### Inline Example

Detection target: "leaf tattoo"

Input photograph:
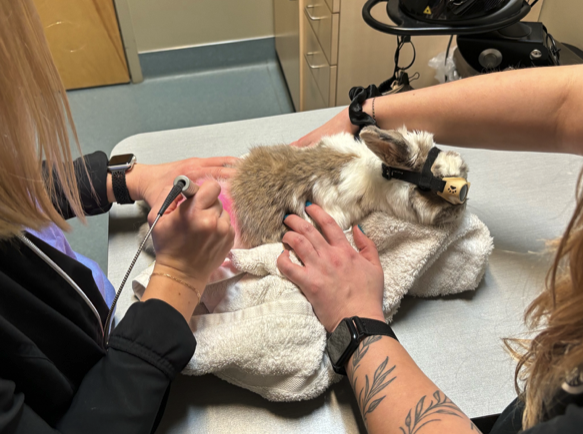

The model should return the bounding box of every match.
[350,352,397,424]
[348,335,381,391]
[354,335,382,366]
[361,357,397,418]
[399,390,475,434]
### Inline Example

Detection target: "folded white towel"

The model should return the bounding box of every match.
[133,211,493,401]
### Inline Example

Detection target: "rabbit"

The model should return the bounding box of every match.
[230,125,469,248]
[138,125,469,253]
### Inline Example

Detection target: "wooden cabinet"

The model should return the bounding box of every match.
[302,12,337,108]
[304,0,339,65]
[300,0,339,110]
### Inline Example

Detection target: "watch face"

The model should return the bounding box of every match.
[327,321,353,365]
[109,154,135,171]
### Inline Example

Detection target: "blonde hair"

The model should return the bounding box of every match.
[0,0,85,240]
[506,167,583,429]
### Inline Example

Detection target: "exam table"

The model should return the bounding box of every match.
[108,106,583,433]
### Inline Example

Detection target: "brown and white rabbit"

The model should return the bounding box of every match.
[139,125,469,253]
[230,125,469,248]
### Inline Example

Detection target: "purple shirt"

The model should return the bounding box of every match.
[27,223,116,308]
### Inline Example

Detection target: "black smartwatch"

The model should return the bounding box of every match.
[326,317,398,375]
[108,153,136,204]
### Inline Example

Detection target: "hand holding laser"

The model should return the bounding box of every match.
[103,175,199,345]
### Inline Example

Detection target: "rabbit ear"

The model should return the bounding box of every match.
[360,126,415,169]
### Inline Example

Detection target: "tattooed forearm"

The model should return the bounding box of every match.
[399,390,480,434]
[348,335,382,390]
[353,336,382,368]
[358,357,397,421]
[347,336,397,424]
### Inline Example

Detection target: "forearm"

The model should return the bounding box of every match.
[364,65,583,155]
[141,263,204,321]
[347,336,479,434]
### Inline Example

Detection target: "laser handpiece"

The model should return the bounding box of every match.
[103,176,199,345]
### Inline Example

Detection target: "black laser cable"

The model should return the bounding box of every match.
[103,175,199,346]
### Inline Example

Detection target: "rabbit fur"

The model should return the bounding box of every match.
[230,125,468,248]
[139,125,469,251]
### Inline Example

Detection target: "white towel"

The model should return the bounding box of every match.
[132,211,493,401]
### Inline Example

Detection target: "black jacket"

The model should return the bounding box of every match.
[0,152,196,433]
[491,390,583,434]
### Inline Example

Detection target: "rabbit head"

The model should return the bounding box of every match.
[359,125,469,225]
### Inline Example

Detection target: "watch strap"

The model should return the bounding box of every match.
[111,169,134,204]
[329,317,398,376]
[353,317,399,342]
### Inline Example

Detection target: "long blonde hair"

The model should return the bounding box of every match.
[0,0,85,240]
[507,167,583,429]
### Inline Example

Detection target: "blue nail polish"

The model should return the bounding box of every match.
[358,224,366,235]
[283,214,290,221]
[305,201,313,207]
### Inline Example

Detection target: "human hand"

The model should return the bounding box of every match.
[148,179,235,290]
[276,204,385,332]
[290,108,358,147]
[127,156,238,206]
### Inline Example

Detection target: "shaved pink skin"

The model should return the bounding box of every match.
[196,179,244,249]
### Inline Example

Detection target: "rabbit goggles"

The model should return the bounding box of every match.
[381,147,470,205]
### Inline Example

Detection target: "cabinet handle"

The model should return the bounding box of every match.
[305,5,325,21]
[304,52,327,69]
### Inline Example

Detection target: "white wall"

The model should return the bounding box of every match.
[126,0,274,53]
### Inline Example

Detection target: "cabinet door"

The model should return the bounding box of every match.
[303,12,336,106]
[33,0,130,90]
[304,0,339,65]
[302,54,327,111]
[274,0,300,110]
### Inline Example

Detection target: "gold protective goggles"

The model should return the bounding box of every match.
[381,147,470,205]
[436,177,471,205]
